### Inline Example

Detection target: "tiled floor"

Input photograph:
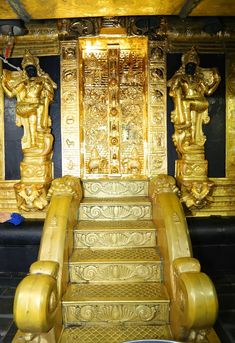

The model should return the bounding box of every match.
[0,272,234,343]
[0,273,25,343]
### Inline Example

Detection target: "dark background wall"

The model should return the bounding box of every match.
[3,55,62,179]
[167,53,226,178]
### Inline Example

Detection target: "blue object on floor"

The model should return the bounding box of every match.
[6,213,24,226]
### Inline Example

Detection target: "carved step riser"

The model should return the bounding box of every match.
[62,302,169,326]
[82,180,148,198]
[69,263,162,283]
[74,230,156,249]
[79,204,152,221]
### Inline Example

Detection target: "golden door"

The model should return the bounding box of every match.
[79,37,148,178]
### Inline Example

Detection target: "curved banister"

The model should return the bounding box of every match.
[149,175,218,343]
[12,176,82,343]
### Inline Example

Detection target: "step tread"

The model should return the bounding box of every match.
[81,196,151,204]
[60,325,172,343]
[75,220,156,231]
[63,283,169,303]
[70,247,161,263]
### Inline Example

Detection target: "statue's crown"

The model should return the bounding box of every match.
[21,49,39,68]
[182,46,200,65]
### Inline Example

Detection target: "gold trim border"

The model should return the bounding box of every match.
[0,60,5,180]
[60,41,80,176]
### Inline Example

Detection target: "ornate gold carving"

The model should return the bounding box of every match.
[150,175,218,342]
[168,47,221,209]
[47,175,82,200]
[88,148,108,174]
[14,182,49,212]
[79,204,151,221]
[148,41,167,176]
[226,54,235,177]
[61,41,80,176]
[64,303,168,325]
[70,263,160,283]
[2,50,57,211]
[83,180,148,197]
[80,37,148,177]
[75,231,154,248]
[150,174,179,197]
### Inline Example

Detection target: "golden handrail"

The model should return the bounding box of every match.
[12,176,82,343]
[149,175,218,342]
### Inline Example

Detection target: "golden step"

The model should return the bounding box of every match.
[60,325,172,343]
[69,248,162,283]
[62,283,169,325]
[74,220,156,249]
[79,197,152,221]
[82,179,148,198]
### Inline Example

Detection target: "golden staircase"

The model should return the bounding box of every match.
[12,176,219,343]
[60,179,171,342]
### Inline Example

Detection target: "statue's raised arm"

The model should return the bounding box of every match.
[2,50,57,151]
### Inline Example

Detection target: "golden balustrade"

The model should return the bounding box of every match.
[149,174,218,342]
[12,175,82,343]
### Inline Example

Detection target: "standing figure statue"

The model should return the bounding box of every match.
[168,47,220,156]
[2,49,57,151]
[168,47,221,209]
[1,50,57,212]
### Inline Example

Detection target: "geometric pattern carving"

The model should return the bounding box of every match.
[60,325,172,343]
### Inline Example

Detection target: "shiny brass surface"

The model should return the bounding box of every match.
[148,41,167,175]
[63,283,169,325]
[13,176,82,343]
[74,220,156,248]
[69,247,161,283]
[168,47,220,209]
[60,41,80,176]
[2,50,57,211]
[79,37,148,177]
[150,175,219,342]
[60,325,172,343]
[191,177,235,216]
[1,0,235,19]
[79,196,152,221]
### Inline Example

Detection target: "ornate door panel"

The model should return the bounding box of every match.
[79,37,148,178]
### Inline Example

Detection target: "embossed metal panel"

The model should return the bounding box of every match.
[79,37,148,177]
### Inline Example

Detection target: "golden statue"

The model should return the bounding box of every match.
[168,47,220,156]
[1,50,57,211]
[168,47,220,209]
[2,50,57,151]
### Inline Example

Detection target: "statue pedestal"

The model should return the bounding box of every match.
[14,152,53,212]
[175,154,214,209]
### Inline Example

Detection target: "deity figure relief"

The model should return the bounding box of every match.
[2,50,57,151]
[168,47,220,156]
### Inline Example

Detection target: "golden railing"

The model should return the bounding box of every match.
[149,175,218,342]
[12,176,82,343]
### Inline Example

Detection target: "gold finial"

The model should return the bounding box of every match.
[21,49,39,69]
[181,46,200,66]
